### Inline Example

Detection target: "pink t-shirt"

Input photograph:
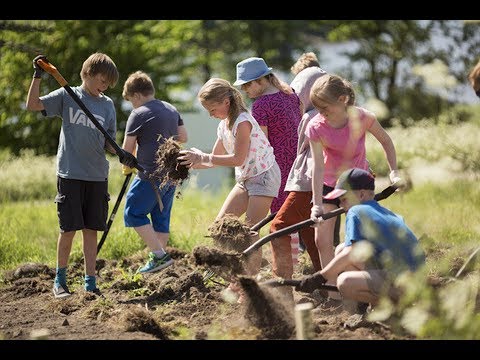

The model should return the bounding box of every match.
[305,106,374,187]
[253,91,301,212]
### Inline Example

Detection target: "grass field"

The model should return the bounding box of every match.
[1,121,480,338]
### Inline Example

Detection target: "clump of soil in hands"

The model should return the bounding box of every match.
[153,136,190,193]
[208,215,253,253]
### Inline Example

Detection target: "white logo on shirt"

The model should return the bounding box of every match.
[69,108,105,128]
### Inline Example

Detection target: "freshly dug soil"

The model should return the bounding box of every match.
[154,137,190,192]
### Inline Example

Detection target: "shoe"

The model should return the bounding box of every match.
[86,287,104,298]
[53,284,72,299]
[138,252,174,274]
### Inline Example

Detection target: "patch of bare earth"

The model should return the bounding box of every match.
[0,247,407,340]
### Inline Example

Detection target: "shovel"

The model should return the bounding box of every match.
[198,182,401,279]
[242,182,401,256]
[36,56,164,211]
[259,278,339,292]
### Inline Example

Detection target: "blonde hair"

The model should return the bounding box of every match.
[198,78,248,130]
[468,59,480,92]
[122,71,155,99]
[80,53,119,88]
[310,74,356,108]
[291,52,320,75]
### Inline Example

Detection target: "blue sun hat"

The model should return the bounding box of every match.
[233,57,273,86]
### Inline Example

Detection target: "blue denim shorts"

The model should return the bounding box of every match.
[124,177,175,233]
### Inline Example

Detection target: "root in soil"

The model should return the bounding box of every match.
[238,276,295,339]
[207,215,253,252]
[153,136,190,193]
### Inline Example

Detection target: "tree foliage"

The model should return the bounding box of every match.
[0,20,478,155]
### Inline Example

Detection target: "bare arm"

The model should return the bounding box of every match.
[188,137,226,170]
[321,245,360,280]
[26,78,45,111]
[368,117,398,172]
[310,139,325,206]
[176,125,188,143]
[122,135,137,154]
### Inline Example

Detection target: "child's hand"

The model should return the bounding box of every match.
[178,148,212,167]
[122,165,137,176]
[295,272,327,293]
[310,204,325,227]
[33,55,48,79]
[389,170,402,184]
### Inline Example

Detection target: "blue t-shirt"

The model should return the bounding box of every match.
[125,99,183,180]
[40,86,116,181]
[344,200,425,274]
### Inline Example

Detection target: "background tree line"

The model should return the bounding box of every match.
[1,19,479,155]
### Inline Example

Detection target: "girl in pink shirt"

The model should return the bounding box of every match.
[305,74,401,297]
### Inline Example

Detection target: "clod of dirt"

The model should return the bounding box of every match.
[119,307,169,340]
[3,263,54,282]
[192,246,245,276]
[238,276,294,339]
[153,136,190,192]
[208,215,253,252]
[9,278,51,298]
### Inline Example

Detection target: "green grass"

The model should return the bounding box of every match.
[0,177,230,271]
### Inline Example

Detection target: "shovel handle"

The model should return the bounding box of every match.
[250,211,278,232]
[260,279,339,292]
[242,208,345,256]
[36,58,68,87]
[242,183,401,257]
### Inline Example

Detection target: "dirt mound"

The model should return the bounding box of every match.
[207,215,253,252]
[0,247,405,340]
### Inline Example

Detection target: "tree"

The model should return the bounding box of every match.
[0,20,326,155]
[324,20,479,125]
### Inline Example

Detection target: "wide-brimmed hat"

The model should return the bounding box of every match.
[233,57,273,86]
[324,168,375,200]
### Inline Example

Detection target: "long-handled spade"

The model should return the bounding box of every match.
[194,182,401,278]
[259,278,339,292]
[97,172,132,254]
[35,56,164,212]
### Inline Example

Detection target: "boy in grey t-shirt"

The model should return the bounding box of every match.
[26,53,136,298]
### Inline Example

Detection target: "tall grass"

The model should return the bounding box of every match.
[2,126,480,338]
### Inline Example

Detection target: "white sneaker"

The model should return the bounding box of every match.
[53,284,72,299]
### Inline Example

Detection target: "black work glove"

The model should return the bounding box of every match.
[118,149,137,169]
[295,272,327,293]
[33,55,48,79]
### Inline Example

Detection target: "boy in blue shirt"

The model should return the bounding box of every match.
[296,168,425,308]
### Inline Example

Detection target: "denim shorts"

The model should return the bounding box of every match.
[124,177,175,233]
[237,162,281,198]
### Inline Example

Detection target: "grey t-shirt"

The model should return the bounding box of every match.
[285,67,326,192]
[40,86,116,181]
[125,99,183,180]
